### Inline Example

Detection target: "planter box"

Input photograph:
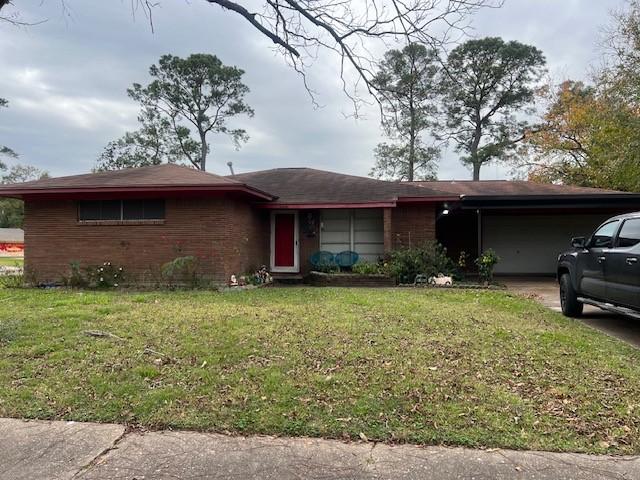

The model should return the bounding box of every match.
[307,271,395,287]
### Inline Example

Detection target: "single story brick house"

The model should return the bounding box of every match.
[0,163,638,284]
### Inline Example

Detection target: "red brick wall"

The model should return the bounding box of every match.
[23,196,269,285]
[389,204,436,249]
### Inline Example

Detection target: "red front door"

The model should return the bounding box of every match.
[274,213,296,269]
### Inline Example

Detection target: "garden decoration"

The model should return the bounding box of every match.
[335,250,359,269]
[428,274,453,286]
[229,274,238,287]
[255,265,272,284]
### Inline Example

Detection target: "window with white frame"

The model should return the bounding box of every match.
[320,209,384,262]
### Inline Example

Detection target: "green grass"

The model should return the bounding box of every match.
[1,287,640,454]
[0,257,22,267]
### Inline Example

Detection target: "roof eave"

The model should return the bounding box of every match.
[0,184,276,201]
[459,193,640,209]
[396,195,460,203]
[256,201,398,209]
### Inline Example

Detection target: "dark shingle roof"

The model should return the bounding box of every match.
[0,163,630,204]
[4,164,240,189]
[0,164,274,200]
[409,180,626,197]
[231,168,451,204]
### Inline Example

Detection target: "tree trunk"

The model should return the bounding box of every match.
[408,129,415,182]
[470,110,482,181]
[198,129,207,171]
[408,83,416,182]
[472,162,481,181]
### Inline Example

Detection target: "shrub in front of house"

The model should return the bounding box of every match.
[351,260,388,276]
[475,249,500,284]
[63,261,125,289]
[386,241,455,284]
[161,256,200,288]
[314,261,340,274]
[87,262,125,289]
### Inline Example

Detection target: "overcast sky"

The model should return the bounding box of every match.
[0,0,627,180]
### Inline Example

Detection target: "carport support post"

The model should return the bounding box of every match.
[477,209,483,256]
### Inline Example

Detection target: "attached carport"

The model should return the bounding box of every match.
[435,189,640,276]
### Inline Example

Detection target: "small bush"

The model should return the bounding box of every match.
[386,241,455,284]
[315,262,340,274]
[161,256,199,287]
[352,260,388,275]
[86,262,125,289]
[67,261,89,288]
[476,249,500,284]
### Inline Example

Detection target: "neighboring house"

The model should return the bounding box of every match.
[0,228,24,257]
[0,164,637,284]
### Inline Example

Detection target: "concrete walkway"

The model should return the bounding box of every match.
[2,418,639,480]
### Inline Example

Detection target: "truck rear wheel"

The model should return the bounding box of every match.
[560,273,583,317]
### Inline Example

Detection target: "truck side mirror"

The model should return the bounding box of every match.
[571,236,587,249]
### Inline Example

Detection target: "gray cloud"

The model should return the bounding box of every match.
[0,0,626,180]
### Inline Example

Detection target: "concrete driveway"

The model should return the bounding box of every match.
[504,277,640,349]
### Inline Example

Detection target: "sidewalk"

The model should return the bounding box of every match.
[2,418,639,480]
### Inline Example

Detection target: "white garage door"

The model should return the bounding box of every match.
[320,209,384,263]
[482,214,611,274]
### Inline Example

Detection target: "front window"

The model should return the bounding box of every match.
[589,220,619,248]
[78,199,165,221]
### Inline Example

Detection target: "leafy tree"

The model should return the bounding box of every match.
[522,82,640,192]
[98,54,253,172]
[521,2,640,192]
[439,37,546,180]
[0,97,18,162]
[370,44,440,181]
[0,1,500,108]
[602,0,640,108]
[0,163,48,228]
[97,108,198,171]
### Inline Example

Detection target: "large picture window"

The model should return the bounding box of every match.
[78,199,165,221]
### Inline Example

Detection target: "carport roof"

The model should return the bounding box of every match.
[409,180,625,196]
[408,180,640,209]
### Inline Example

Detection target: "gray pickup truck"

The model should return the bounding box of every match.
[557,212,640,319]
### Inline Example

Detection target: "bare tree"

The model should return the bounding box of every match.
[0,0,502,109]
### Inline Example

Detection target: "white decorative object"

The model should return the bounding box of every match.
[428,274,453,286]
[229,274,238,287]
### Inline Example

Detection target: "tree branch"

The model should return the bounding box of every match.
[205,0,300,57]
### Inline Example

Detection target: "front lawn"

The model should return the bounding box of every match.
[1,287,639,454]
